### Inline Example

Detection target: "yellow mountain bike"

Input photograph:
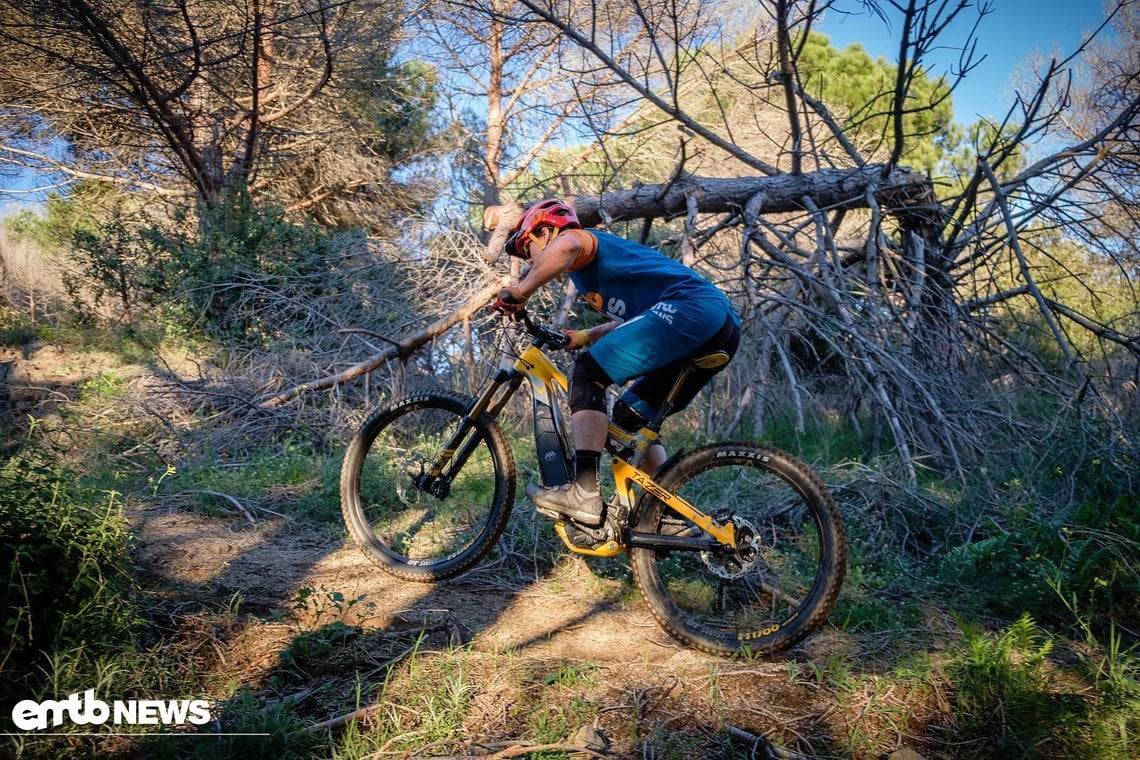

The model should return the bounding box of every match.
[340,311,846,655]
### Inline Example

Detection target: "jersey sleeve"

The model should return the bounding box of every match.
[563,229,598,272]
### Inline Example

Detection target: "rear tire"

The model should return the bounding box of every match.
[340,392,515,582]
[630,442,845,655]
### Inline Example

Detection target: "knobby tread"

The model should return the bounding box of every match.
[630,442,846,656]
[340,392,516,582]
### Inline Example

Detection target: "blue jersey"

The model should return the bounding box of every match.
[565,230,732,322]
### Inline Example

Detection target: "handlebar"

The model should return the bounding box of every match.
[512,309,570,350]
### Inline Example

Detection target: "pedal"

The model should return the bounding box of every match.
[561,521,604,549]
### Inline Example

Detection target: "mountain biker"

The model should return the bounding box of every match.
[489,199,741,528]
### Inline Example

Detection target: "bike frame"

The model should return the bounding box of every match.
[417,316,737,558]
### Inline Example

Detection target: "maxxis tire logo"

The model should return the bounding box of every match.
[714,449,770,462]
[11,689,213,732]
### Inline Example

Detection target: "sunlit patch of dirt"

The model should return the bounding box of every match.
[123,495,958,758]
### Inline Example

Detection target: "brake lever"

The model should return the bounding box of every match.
[548,330,571,350]
[515,310,569,349]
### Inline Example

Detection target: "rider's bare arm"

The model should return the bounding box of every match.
[505,230,581,301]
[585,320,620,343]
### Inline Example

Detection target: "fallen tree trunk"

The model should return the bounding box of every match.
[482,164,933,231]
[264,164,935,410]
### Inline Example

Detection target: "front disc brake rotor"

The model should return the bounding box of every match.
[397,461,429,507]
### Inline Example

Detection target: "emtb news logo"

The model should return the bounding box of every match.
[11,689,213,731]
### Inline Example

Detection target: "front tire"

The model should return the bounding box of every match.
[630,442,846,655]
[340,392,516,582]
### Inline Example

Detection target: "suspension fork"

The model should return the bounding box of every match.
[418,368,523,495]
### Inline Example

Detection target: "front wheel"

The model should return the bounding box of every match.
[630,442,846,656]
[340,392,516,582]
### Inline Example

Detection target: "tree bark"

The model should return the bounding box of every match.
[483,165,932,230]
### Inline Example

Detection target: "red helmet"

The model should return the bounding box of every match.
[505,199,580,258]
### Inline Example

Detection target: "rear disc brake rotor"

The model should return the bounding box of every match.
[701,517,763,580]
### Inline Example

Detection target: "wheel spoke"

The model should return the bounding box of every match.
[341,393,515,581]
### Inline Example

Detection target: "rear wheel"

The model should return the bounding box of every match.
[630,442,845,655]
[340,392,515,581]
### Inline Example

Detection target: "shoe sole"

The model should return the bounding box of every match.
[537,502,604,527]
[525,483,604,527]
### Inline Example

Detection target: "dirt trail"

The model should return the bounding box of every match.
[130,503,722,665]
[126,503,888,757]
[4,342,939,757]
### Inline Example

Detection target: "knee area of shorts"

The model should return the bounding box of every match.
[569,353,611,413]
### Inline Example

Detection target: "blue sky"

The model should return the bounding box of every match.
[817,0,1113,124]
[0,1,1117,211]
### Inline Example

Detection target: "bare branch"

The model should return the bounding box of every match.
[258,280,504,408]
[515,0,780,176]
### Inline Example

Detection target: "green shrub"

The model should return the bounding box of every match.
[65,193,343,339]
[952,614,1137,757]
[938,452,1139,627]
[0,437,140,700]
[953,615,1080,753]
[61,192,409,358]
[0,306,40,346]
